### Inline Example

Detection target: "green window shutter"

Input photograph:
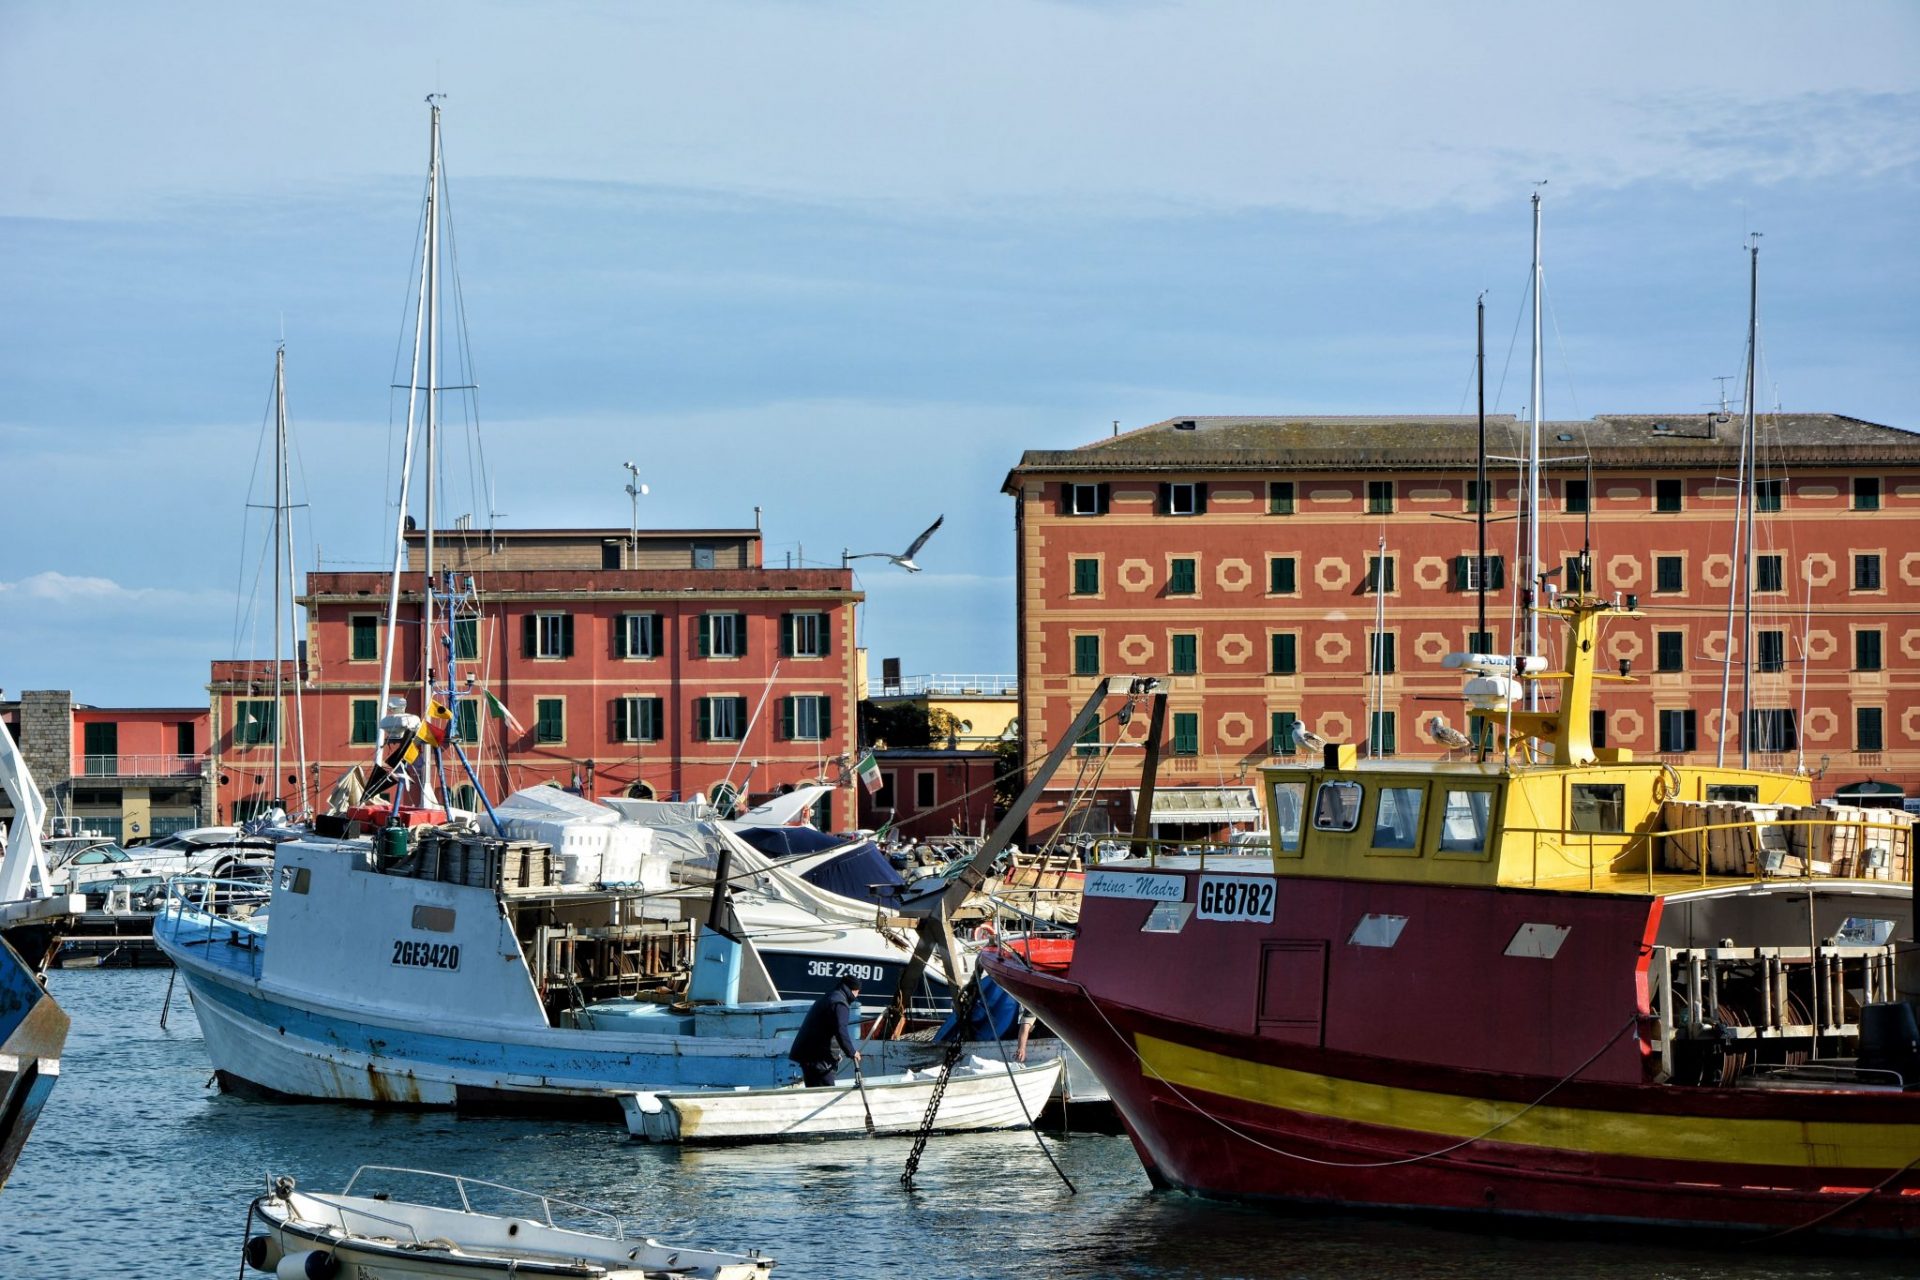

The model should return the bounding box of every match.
[1270,557,1295,594]
[697,697,711,741]
[732,697,749,731]
[455,700,478,743]
[1454,555,1471,590]
[1270,712,1297,755]
[1074,635,1100,676]
[1172,713,1198,755]
[613,698,630,741]
[820,695,831,738]
[522,614,537,657]
[1193,483,1208,515]
[1073,559,1099,594]
[780,613,794,657]
[614,616,629,658]
[816,612,830,656]
[780,696,795,740]
[560,614,575,657]
[1272,634,1296,674]
[646,697,663,740]
[1489,557,1505,589]
[1172,634,1197,674]
[350,700,376,745]
[650,615,665,657]
[735,614,748,656]
[697,614,711,657]
[1158,482,1172,514]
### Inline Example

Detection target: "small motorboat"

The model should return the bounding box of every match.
[622,1055,1062,1145]
[244,1166,774,1279]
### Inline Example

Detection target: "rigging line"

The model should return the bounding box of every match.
[437,164,493,534]
[1490,262,1534,416]
[230,368,282,656]
[1540,272,1584,424]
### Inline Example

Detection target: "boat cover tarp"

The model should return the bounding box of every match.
[798,842,905,906]
[933,973,1022,1042]
[733,825,845,857]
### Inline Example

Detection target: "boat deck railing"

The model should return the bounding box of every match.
[338,1165,626,1240]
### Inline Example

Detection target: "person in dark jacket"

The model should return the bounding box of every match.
[787,976,862,1087]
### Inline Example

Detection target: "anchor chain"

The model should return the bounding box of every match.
[900,972,984,1190]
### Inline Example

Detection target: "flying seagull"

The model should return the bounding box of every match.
[847,515,945,573]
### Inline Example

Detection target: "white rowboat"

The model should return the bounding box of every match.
[622,1056,1061,1144]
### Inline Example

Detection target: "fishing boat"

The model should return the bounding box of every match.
[622,1055,1062,1144]
[243,1166,773,1278]
[984,207,1920,1241]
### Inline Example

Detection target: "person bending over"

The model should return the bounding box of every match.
[788,975,862,1087]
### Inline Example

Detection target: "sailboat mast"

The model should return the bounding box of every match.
[1476,293,1487,644]
[1526,191,1544,709]
[1739,237,1759,768]
[422,99,441,721]
[272,345,287,803]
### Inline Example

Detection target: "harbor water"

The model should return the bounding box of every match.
[7,968,1914,1279]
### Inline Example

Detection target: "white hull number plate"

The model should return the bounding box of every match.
[1196,874,1276,923]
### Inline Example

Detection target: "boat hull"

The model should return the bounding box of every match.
[623,1058,1062,1143]
[0,932,68,1190]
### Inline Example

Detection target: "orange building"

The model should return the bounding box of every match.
[210,527,864,828]
[1004,413,1920,840]
[0,690,209,842]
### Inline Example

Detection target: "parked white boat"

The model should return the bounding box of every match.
[622,1055,1061,1144]
[245,1166,773,1278]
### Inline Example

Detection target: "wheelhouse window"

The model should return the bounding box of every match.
[1570,783,1625,833]
[1312,781,1363,832]
[1438,789,1492,854]
[1706,784,1759,803]
[1370,786,1425,850]
[1269,780,1306,852]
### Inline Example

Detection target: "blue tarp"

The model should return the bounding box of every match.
[733,825,848,858]
[795,840,906,906]
[934,973,1023,1042]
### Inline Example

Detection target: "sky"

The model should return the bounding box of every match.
[2,1,1916,708]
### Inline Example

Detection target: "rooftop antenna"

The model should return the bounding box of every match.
[623,461,648,558]
[1713,375,1735,417]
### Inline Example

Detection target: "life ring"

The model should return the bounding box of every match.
[972,923,998,944]
[1652,762,1681,804]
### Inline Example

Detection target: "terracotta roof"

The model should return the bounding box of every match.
[1004,413,1919,487]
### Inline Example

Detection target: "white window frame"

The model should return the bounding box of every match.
[791,695,826,741]
[619,696,661,743]
[1167,482,1200,516]
[622,614,658,659]
[708,612,744,657]
[790,612,827,658]
[534,613,569,658]
[707,696,744,741]
[1068,484,1102,516]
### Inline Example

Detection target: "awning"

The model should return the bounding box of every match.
[1134,785,1261,825]
[1835,780,1905,799]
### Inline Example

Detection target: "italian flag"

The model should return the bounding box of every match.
[482,689,525,735]
[856,752,882,795]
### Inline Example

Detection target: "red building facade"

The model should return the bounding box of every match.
[1005,414,1920,840]
[856,748,1002,840]
[0,691,209,842]
[210,528,864,828]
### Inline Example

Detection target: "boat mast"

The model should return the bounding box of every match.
[1475,292,1488,760]
[422,98,442,732]
[1526,190,1544,708]
[271,345,287,805]
[1739,236,1759,768]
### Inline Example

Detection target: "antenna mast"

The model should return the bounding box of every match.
[1526,189,1545,707]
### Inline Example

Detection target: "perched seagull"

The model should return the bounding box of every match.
[1429,716,1474,751]
[847,514,945,573]
[1290,721,1329,755]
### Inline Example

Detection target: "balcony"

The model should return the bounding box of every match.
[868,674,1018,698]
[81,754,207,778]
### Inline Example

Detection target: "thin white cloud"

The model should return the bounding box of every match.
[0,571,231,612]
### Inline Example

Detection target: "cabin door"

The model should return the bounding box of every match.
[1256,940,1328,1046]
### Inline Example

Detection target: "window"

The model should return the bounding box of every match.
[1465,480,1491,513]
[1658,709,1698,753]
[1171,633,1198,675]
[1438,790,1492,854]
[1369,711,1396,756]
[456,700,478,744]
[1855,554,1882,591]
[1269,711,1298,757]
[1270,633,1298,675]
[1755,478,1782,513]
[1065,483,1110,516]
[350,615,379,662]
[1706,784,1759,803]
[1656,630,1685,673]
[699,612,748,657]
[535,698,565,743]
[1269,556,1297,595]
[1364,555,1395,593]
[1466,630,1494,655]
[1590,709,1608,749]
[1268,482,1295,515]
[1756,630,1786,673]
[1368,632,1396,675]
[452,616,479,661]
[698,696,748,741]
[1364,480,1394,514]
[1655,478,1683,512]
[873,772,895,810]
[1168,558,1197,595]
[1564,479,1589,513]
[1747,708,1798,753]
[1161,482,1207,516]
[1857,629,1883,672]
[82,722,117,772]
[1755,555,1783,593]
[1075,719,1101,757]
[1571,783,1625,833]
[1270,780,1305,852]
[1072,558,1100,595]
[1170,713,1199,756]
[235,700,277,747]
[1073,634,1101,676]
[618,613,663,659]
[915,771,937,810]
[1655,556,1683,593]
[176,722,195,757]
[1854,477,1881,511]
[524,612,574,659]
[350,699,379,745]
[1564,554,1593,593]
[1371,786,1424,849]
[617,696,663,743]
[1313,781,1363,832]
[1858,707,1885,753]
[782,695,829,741]
[782,611,829,658]
[1454,555,1505,591]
